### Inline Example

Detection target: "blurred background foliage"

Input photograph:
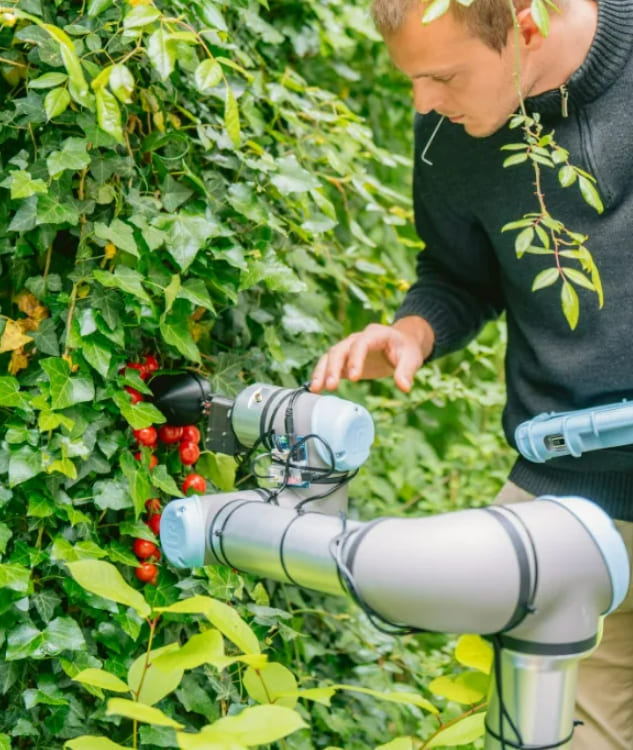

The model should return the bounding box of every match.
[0,0,513,747]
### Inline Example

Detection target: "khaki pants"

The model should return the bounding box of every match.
[494,482,633,750]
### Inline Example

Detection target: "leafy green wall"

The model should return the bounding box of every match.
[0,0,512,748]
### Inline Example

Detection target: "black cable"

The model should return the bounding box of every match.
[486,635,582,750]
[328,514,425,636]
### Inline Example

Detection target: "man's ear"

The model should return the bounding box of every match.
[516,7,546,48]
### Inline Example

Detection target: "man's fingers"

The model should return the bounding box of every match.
[310,353,329,393]
[311,337,357,391]
[346,337,370,380]
[392,339,423,393]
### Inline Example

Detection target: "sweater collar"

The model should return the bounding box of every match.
[527,0,633,115]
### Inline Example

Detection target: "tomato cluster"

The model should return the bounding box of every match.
[123,355,208,585]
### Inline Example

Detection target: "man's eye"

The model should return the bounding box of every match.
[432,75,454,84]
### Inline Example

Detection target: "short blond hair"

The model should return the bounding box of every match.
[371,0,534,52]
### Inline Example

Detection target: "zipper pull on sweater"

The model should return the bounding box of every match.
[560,85,569,117]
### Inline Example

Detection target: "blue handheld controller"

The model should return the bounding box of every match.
[515,400,633,463]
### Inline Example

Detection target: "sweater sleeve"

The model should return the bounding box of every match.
[394,115,506,360]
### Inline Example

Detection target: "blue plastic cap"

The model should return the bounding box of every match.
[541,496,631,614]
[311,396,375,471]
[160,497,206,569]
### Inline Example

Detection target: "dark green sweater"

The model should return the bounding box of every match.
[396,0,633,520]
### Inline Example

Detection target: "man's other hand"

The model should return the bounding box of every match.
[310,316,435,394]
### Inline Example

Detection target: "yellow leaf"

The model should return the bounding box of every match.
[0,319,33,353]
[454,635,493,674]
[8,348,30,375]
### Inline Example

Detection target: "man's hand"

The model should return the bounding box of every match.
[311,316,435,394]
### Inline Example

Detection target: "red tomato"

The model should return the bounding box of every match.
[133,426,157,447]
[181,425,201,444]
[158,425,183,444]
[179,441,200,466]
[133,538,160,560]
[127,362,149,380]
[134,452,158,470]
[143,354,160,374]
[145,498,161,515]
[182,473,206,495]
[147,513,161,536]
[125,387,143,404]
[135,562,157,583]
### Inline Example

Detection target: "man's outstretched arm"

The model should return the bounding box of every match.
[310,315,436,394]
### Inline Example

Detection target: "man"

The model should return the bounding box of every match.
[310,1,633,748]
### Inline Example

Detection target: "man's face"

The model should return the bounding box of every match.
[384,8,527,137]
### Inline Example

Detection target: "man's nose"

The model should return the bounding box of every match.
[413,79,443,115]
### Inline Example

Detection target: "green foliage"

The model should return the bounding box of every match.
[0,0,511,748]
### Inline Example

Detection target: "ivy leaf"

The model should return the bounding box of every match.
[159,316,201,364]
[531,267,560,291]
[106,698,184,728]
[151,465,182,497]
[93,479,132,511]
[154,213,221,271]
[119,449,153,519]
[7,170,48,199]
[271,155,320,194]
[196,452,236,491]
[43,616,86,654]
[225,86,241,147]
[422,0,450,24]
[0,563,31,592]
[36,192,80,225]
[81,336,112,378]
[194,59,223,91]
[9,445,42,487]
[95,219,138,257]
[561,280,580,330]
[178,279,216,313]
[93,267,151,303]
[40,357,95,410]
[0,377,29,408]
[112,392,165,430]
[147,29,176,80]
[66,560,151,618]
[96,87,124,144]
[47,137,91,178]
[425,715,486,748]
[0,319,33,353]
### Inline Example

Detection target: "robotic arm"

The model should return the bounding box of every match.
[151,374,630,750]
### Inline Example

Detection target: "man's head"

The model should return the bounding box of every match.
[372,0,572,137]
[372,0,531,54]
